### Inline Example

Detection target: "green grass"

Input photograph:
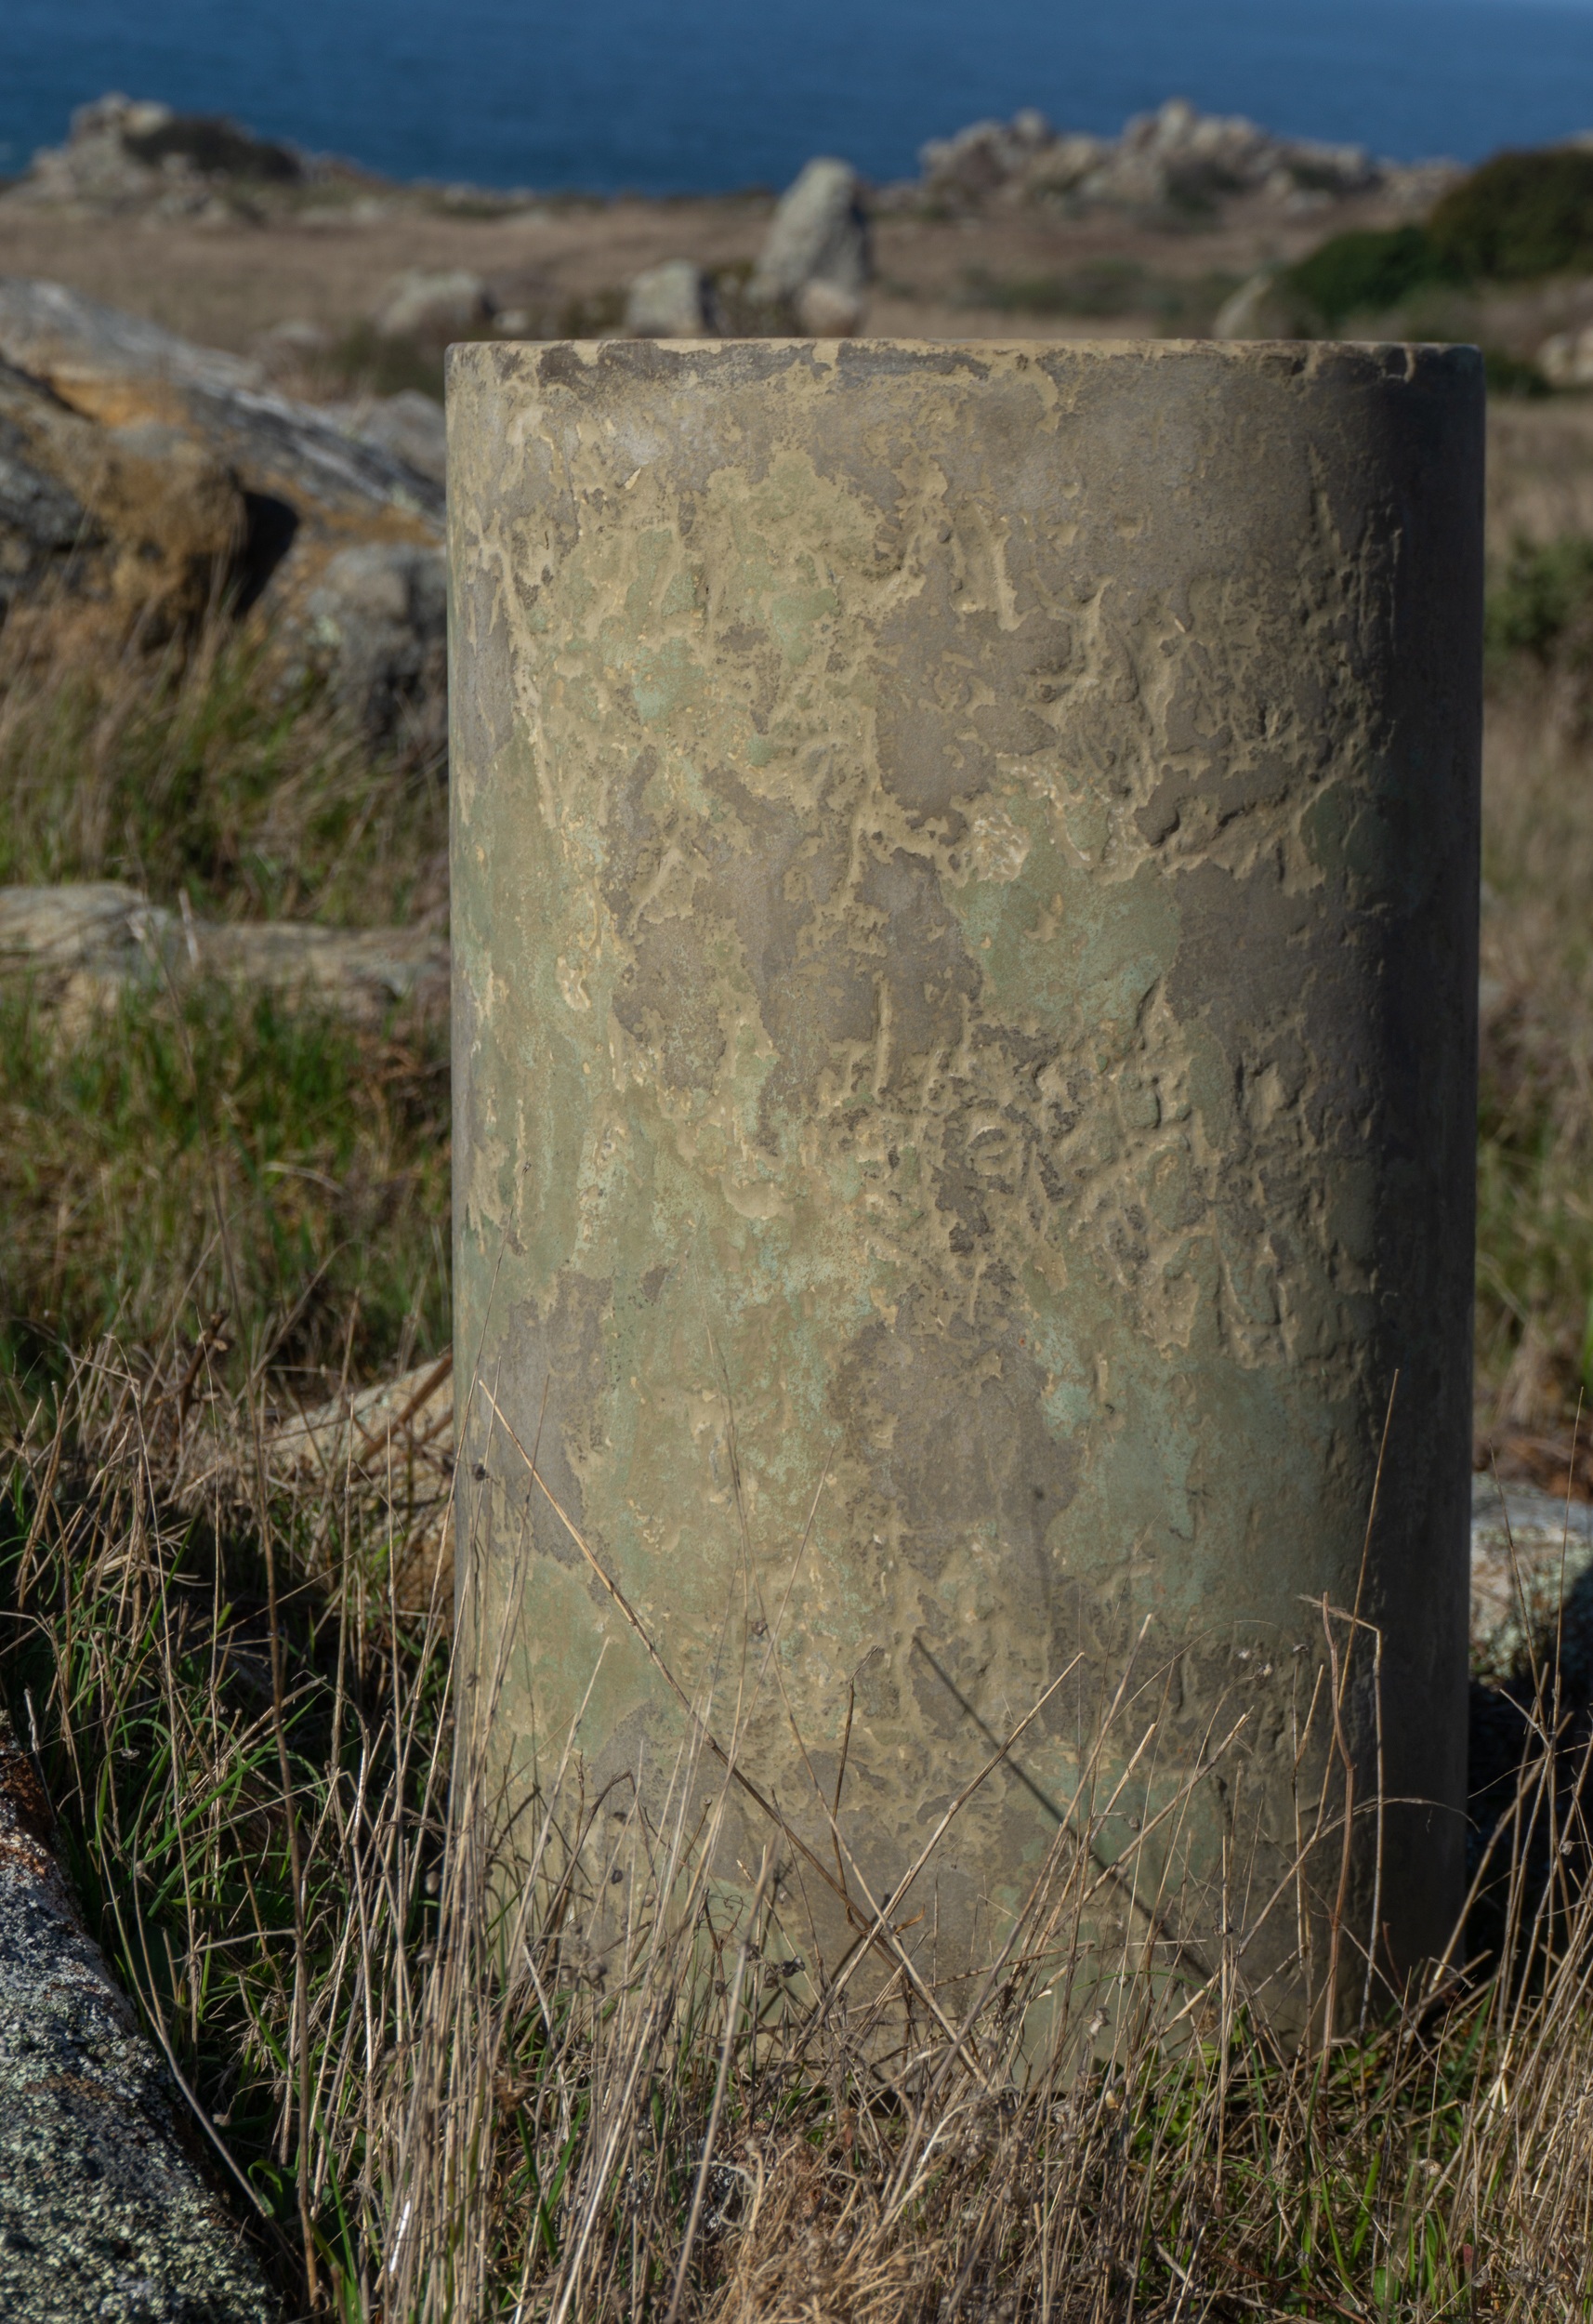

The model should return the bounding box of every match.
[2,1367,454,2317]
[0,629,450,1409]
[0,977,450,1406]
[1486,535,1593,666]
[9,467,1593,2319]
[1475,539,1593,1428]
[1282,223,1466,330]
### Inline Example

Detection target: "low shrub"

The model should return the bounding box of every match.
[1282,223,1462,328]
[1485,534,1593,665]
[1483,346,1553,400]
[1429,144,1593,281]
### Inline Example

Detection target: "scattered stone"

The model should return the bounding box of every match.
[623,260,721,338]
[370,268,494,341]
[749,158,871,316]
[0,1712,278,2322]
[1539,323,1593,387]
[794,278,866,337]
[1471,1473,1593,1684]
[0,881,449,1029]
[301,540,447,734]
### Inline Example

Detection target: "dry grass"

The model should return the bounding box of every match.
[5,1347,1593,2323]
[0,618,448,927]
[11,446,1593,2322]
[0,622,452,1406]
[1478,553,1593,1437]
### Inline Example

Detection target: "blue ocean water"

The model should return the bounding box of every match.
[4,0,1593,197]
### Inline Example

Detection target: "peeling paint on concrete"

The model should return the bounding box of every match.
[447,339,1482,2021]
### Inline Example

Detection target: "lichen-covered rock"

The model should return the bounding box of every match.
[0,881,448,1028]
[300,539,448,736]
[1470,1474,1593,1685]
[0,358,244,637]
[748,158,871,311]
[0,1716,278,2322]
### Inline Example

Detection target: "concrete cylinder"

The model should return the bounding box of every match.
[448,339,1482,2027]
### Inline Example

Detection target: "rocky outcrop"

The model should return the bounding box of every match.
[0,882,448,1029]
[0,1714,277,2322]
[0,355,244,639]
[300,540,447,736]
[917,109,1068,204]
[0,279,442,531]
[750,158,872,333]
[1471,1474,1593,1684]
[2,93,307,223]
[0,278,446,728]
[902,97,1454,219]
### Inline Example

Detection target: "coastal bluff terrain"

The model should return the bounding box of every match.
[8,83,1593,2320]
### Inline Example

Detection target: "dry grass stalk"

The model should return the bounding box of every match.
[7,1342,1593,2320]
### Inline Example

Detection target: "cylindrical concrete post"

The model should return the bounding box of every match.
[448,339,1482,2027]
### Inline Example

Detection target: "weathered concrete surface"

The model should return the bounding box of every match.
[0,1718,277,2321]
[448,339,1482,2021]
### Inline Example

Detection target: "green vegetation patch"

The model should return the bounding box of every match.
[1485,534,1593,665]
[0,978,450,1403]
[1429,144,1593,281]
[1281,223,1464,328]
[1483,346,1553,400]
[1476,534,1593,1420]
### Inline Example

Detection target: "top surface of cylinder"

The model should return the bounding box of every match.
[447,337,1482,2004]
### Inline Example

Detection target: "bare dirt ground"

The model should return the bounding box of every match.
[9,180,1593,533]
[0,181,1415,355]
